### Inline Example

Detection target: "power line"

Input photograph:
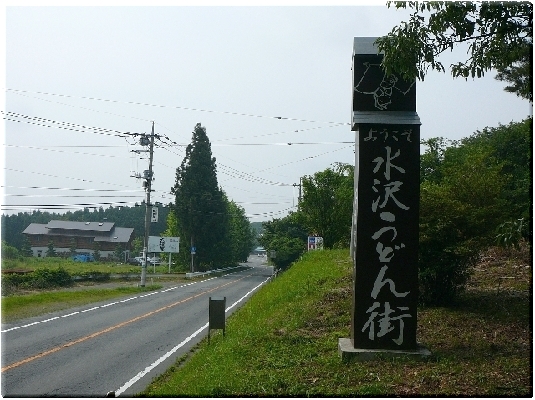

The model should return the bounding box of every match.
[4,168,139,189]
[213,124,348,143]
[2,111,143,139]
[163,141,354,146]
[6,88,351,125]
[5,144,131,159]
[0,201,138,210]
[9,89,152,123]
[5,194,141,198]
[2,185,143,193]
[217,164,292,187]
[257,145,354,173]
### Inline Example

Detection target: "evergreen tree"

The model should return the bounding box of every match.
[131,237,143,257]
[93,242,101,261]
[21,235,33,257]
[162,210,182,270]
[114,244,123,261]
[69,238,77,256]
[258,212,308,270]
[46,241,57,257]
[171,123,229,271]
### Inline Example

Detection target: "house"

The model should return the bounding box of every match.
[22,220,135,259]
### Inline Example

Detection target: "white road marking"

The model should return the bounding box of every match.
[1,282,189,333]
[114,275,270,397]
[1,269,250,334]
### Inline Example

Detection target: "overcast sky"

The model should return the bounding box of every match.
[2,3,532,224]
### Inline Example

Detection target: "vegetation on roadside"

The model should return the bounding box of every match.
[259,118,531,306]
[142,248,531,397]
[2,118,530,306]
[0,248,180,296]
[1,285,162,323]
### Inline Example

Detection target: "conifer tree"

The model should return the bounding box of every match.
[171,123,230,271]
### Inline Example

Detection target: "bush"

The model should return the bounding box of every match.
[1,241,21,260]
[419,235,478,306]
[2,267,73,295]
[76,270,111,282]
[1,273,29,295]
[418,183,483,306]
[29,267,73,289]
[268,236,305,270]
[496,218,527,249]
[417,139,510,306]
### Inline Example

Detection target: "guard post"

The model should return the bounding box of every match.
[208,296,226,343]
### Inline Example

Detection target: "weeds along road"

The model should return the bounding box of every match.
[1,256,273,397]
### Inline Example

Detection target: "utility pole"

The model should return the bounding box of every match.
[140,122,155,287]
[190,236,194,273]
[293,177,302,204]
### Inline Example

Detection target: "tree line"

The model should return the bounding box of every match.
[1,123,255,271]
[1,204,169,254]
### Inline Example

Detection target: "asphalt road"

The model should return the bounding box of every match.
[1,256,273,397]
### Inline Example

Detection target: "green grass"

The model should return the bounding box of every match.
[1,256,180,275]
[1,285,162,323]
[141,248,532,397]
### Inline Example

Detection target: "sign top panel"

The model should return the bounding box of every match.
[353,37,382,55]
[352,37,416,113]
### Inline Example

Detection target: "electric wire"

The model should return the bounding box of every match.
[4,168,139,189]
[8,89,153,123]
[2,111,145,139]
[3,102,350,218]
[2,185,143,193]
[6,88,351,125]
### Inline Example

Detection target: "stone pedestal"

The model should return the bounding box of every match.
[338,338,431,362]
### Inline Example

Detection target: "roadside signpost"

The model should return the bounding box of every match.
[148,236,180,273]
[339,37,430,361]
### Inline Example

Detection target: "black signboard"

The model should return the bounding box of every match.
[353,54,416,112]
[351,123,420,350]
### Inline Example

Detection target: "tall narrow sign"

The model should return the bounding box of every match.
[349,37,421,352]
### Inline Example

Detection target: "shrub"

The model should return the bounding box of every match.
[1,273,29,295]
[1,241,21,260]
[268,236,305,270]
[29,267,73,289]
[418,140,509,306]
[2,267,73,295]
[76,270,111,282]
[418,183,482,306]
[496,218,527,250]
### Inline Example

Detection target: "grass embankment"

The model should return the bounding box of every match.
[142,247,531,397]
[1,285,162,323]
